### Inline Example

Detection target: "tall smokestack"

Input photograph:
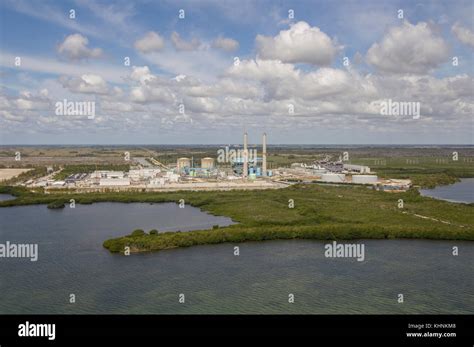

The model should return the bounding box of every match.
[243,132,248,178]
[262,132,267,176]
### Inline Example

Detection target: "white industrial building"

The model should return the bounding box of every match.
[149,172,179,186]
[128,168,161,181]
[149,177,166,186]
[343,164,371,174]
[177,158,191,172]
[351,175,378,184]
[165,172,179,182]
[99,177,130,186]
[320,173,346,183]
[201,157,215,169]
[91,170,125,179]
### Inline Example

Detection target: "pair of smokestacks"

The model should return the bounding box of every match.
[243,132,267,178]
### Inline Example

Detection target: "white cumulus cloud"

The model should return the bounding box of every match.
[57,34,102,60]
[129,66,156,84]
[171,32,201,51]
[452,22,474,48]
[255,21,341,65]
[366,21,450,74]
[59,74,109,94]
[134,31,165,53]
[212,36,239,51]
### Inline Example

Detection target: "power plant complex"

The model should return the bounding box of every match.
[28,131,411,193]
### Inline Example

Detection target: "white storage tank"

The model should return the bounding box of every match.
[320,173,346,183]
[201,157,215,169]
[177,157,191,171]
[352,175,378,184]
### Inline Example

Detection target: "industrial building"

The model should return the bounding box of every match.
[351,175,378,184]
[38,131,411,193]
[231,132,269,178]
[99,178,131,186]
[177,158,191,172]
[91,171,124,179]
[317,161,344,173]
[320,173,346,183]
[201,157,215,169]
[343,164,371,174]
[128,168,161,181]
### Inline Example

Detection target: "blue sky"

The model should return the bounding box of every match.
[0,0,473,144]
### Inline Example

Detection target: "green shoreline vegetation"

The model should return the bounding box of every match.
[1,182,473,254]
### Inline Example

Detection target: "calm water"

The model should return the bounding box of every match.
[0,202,473,314]
[420,178,474,203]
[0,194,15,201]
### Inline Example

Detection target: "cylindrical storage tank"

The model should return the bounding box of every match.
[201,157,215,169]
[177,157,191,171]
[321,173,346,183]
[267,170,273,177]
[352,175,378,184]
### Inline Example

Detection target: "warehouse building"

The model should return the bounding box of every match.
[99,177,131,186]
[343,164,371,174]
[320,173,346,183]
[351,175,378,184]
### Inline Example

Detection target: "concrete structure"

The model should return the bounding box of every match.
[378,179,411,191]
[149,177,166,186]
[318,161,344,173]
[165,172,179,182]
[352,175,378,184]
[262,132,267,176]
[99,177,130,186]
[91,170,124,179]
[344,164,371,174]
[320,173,346,183]
[177,157,191,172]
[129,168,161,181]
[201,157,215,169]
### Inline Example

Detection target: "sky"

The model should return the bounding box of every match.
[0,0,473,145]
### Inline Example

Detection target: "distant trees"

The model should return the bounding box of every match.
[47,200,65,209]
[131,229,145,236]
